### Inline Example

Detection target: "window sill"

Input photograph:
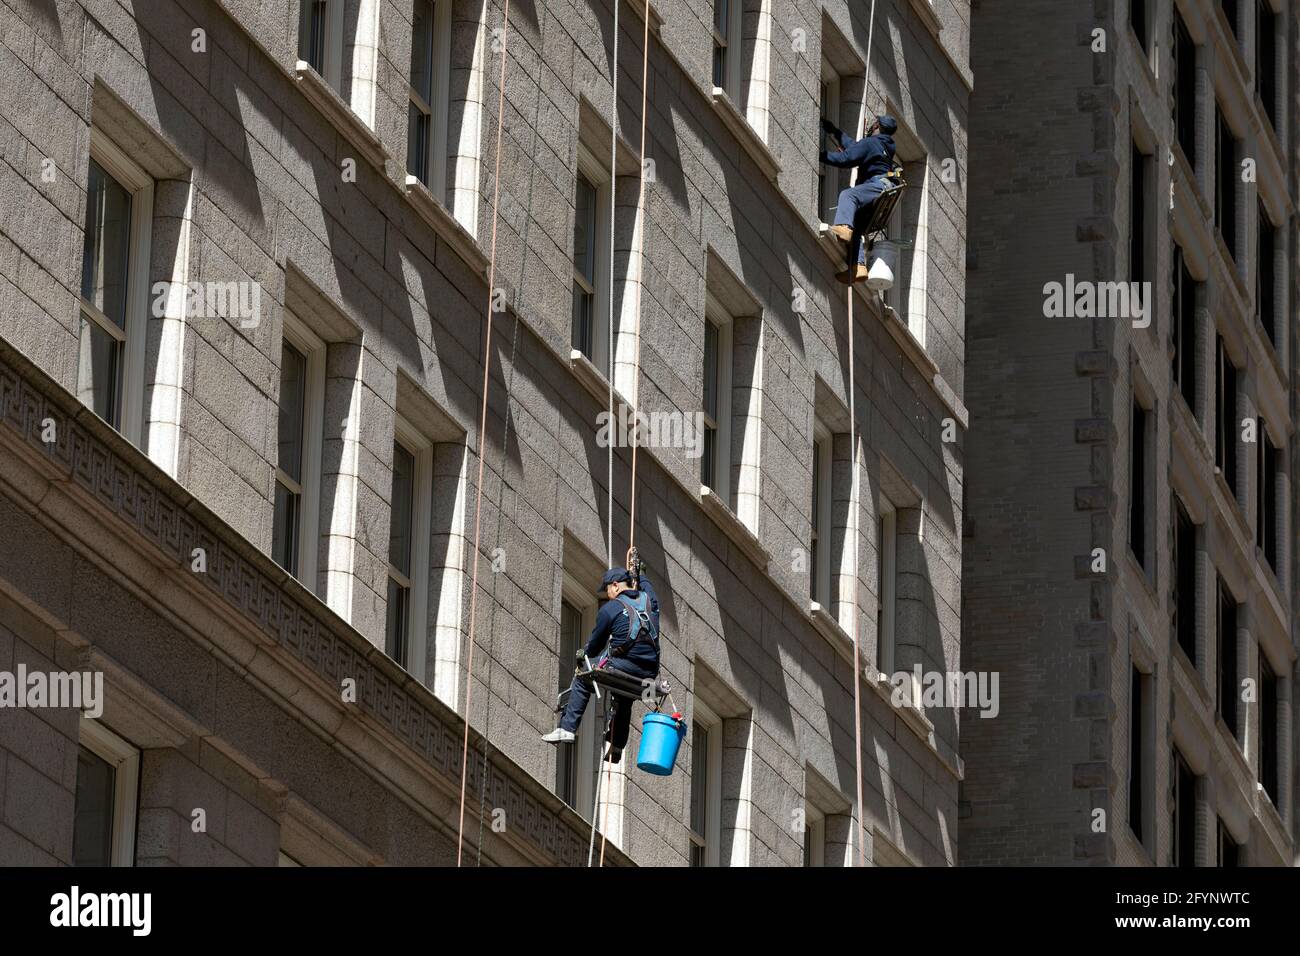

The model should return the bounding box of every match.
[404,175,490,279]
[699,486,769,568]
[568,349,630,408]
[622,0,663,36]
[809,601,852,654]
[294,62,389,172]
[709,89,781,182]
[906,0,943,38]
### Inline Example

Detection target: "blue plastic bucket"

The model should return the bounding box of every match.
[636,713,684,776]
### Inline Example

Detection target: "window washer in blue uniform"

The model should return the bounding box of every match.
[821,114,898,284]
[543,547,660,765]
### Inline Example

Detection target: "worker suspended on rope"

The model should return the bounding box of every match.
[821,114,899,285]
[543,547,660,765]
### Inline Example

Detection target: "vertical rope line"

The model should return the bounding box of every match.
[626,0,651,552]
[847,0,878,870]
[599,0,652,871]
[607,0,619,569]
[457,0,512,867]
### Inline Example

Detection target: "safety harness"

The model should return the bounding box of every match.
[608,591,657,658]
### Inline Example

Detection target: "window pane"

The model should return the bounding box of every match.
[714,0,728,35]
[702,321,719,419]
[278,343,306,483]
[571,283,592,357]
[81,159,132,330]
[701,426,716,488]
[390,441,416,575]
[386,576,411,665]
[410,0,435,102]
[299,0,328,73]
[712,45,725,89]
[272,480,301,575]
[690,722,708,840]
[77,314,122,427]
[72,747,115,867]
[407,101,431,183]
[574,175,596,283]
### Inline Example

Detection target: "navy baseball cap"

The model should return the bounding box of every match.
[597,568,633,594]
[876,115,898,134]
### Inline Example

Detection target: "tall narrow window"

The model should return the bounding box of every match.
[386,441,416,666]
[79,159,131,430]
[1217,820,1240,866]
[407,0,434,183]
[1174,497,1198,663]
[1216,109,1238,260]
[1130,141,1147,285]
[569,145,612,368]
[78,138,152,442]
[572,173,597,357]
[1129,399,1148,568]
[1216,579,1238,738]
[700,310,732,499]
[1258,428,1278,569]
[1130,0,1147,51]
[1257,2,1277,126]
[817,64,841,220]
[556,594,598,815]
[810,425,831,604]
[1172,248,1198,413]
[1173,750,1197,866]
[1221,0,1238,38]
[689,703,722,866]
[298,0,343,90]
[1260,656,1278,804]
[1174,14,1196,166]
[273,344,308,577]
[1129,664,1150,846]
[803,805,825,866]
[73,721,140,867]
[1215,336,1239,496]
[876,502,897,675]
[272,319,324,587]
[1257,201,1275,343]
[712,0,731,91]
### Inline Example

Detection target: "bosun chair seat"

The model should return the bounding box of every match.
[558,661,672,712]
[862,166,908,245]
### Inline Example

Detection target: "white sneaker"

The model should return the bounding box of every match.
[542,728,575,743]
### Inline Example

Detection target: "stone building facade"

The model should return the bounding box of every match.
[0,0,968,866]
[962,0,1297,865]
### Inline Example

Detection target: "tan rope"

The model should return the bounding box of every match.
[456,0,512,867]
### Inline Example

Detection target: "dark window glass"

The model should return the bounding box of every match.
[1130,400,1146,567]
[1174,498,1197,662]
[1216,110,1237,260]
[1130,142,1146,284]
[1260,657,1278,804]
[72,747,116,867]
[1129,665,1145,843]
[1258,2,1276,125]
[690,721,709,866]
[1216,579,1237,736]
[1257,202,1275,343]
[1175,15,1196,166]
